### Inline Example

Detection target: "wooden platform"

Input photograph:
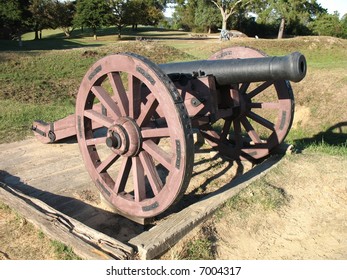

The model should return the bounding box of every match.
[0,137,283,259]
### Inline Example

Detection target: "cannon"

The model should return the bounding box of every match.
[32,46,307,219]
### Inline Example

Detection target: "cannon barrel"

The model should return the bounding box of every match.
[159,52,306,85]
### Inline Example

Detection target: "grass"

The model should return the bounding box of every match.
[226,180,289,213]
[0,201,80,260]
[0,41,194,143]
[0,99,75,143]
[183,238,214,260]
[50,240,81,260]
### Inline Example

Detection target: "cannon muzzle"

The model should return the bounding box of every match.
[159,52,307,85]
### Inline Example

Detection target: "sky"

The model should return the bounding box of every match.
[317,0,347,17]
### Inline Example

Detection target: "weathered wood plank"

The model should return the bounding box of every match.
[128,155,283,259]
[0,182,134,260]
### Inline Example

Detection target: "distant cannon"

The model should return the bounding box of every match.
[219,29,230,41]
[32,46,307,218]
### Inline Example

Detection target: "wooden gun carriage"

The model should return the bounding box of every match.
[32,46,307,219]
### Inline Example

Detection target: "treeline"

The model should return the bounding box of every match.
[172,0,347,39]
[1,0,346,41]
[0,0,165,40]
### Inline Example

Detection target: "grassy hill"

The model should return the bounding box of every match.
[1,34,346,154]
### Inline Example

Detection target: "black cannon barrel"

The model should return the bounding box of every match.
[159,52,306,85]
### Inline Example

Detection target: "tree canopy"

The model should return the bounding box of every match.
[0,0,346,40]
[74,0,111,40]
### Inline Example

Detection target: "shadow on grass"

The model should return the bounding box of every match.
[0,38,101,51]
[293,122,347,151]
[0,26,209,52]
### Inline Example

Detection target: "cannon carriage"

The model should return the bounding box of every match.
[32,46,306,219]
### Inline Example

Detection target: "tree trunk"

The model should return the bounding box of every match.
[34,29,39,40]
[18,34,23,47]
[117,26,122,39]
[222,14,228,30]
[93,27,97,40]
[278,17,285,39]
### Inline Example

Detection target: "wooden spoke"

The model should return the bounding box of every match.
[141,127,170,139]
[247,81,273,99]
[86,137,107,146]
[108,72,129,116]
[220,119,232,141]
[113,157,132,194]
[142,140,172,170]
[132,157,146,202]
[239,82,250,95]
[91,86,121,118]
[96,153,120,173]
[247,111,275,131]
[139,151,163,196]
[240,117,262,144]
[84,109,114,128]
[232,119,242,148]
[128,74,141,119]
[250,102,280,109]
[136,94,159,127]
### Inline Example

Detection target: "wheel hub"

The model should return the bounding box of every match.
[107,117,142,157]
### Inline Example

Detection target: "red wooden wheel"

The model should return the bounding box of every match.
[75,53,194,218]
[203,46,295,161]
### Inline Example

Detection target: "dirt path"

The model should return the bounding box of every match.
[202,153,347,259]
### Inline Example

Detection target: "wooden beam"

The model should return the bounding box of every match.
[0,182,134,260]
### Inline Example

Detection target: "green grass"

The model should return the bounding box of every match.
[50,240,81,260]
[182,238,215,260]
[226,180,289,213]
[1,26,191,51]
[0,99,75,143]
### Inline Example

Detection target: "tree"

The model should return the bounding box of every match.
[74,0,111,40]
[0,0,30,39]
[144,0,165,26]
[28,0,53,40]
[108,0,130,38]
[211,0,249,30]
[173,0,198,31]
[254,0,326,39]
[311,12,346,38]
[195,0,219,33]
[48,0,76,37]
[342,14,347,39]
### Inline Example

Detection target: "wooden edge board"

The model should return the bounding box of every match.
[128,155,283,260]
[0,182,134,260]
